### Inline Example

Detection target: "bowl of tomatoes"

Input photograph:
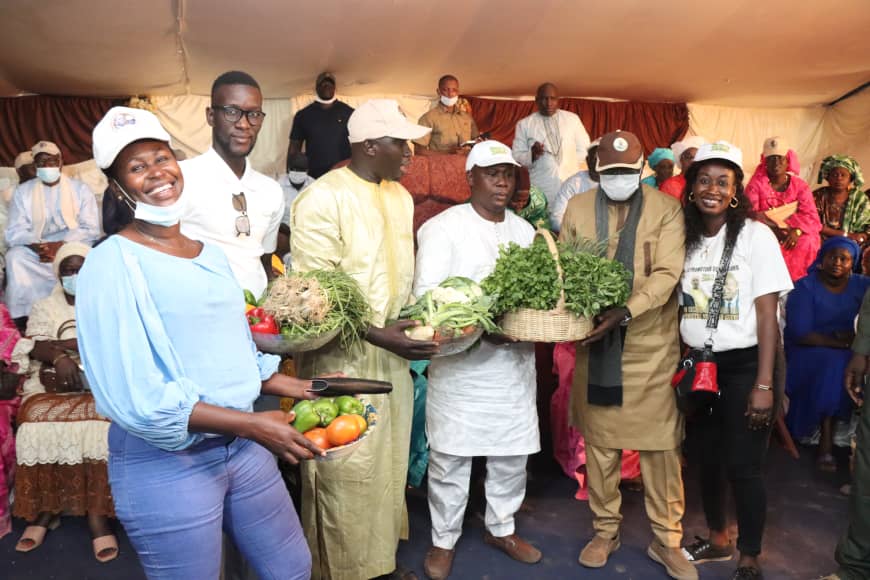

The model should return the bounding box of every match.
[292,396,378,462]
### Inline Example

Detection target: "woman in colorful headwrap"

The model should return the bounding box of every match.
[660,136,706,202]
[745,136,822,281]
[813,155,870,248]
[641,147,675,189]
[784,236,870,471]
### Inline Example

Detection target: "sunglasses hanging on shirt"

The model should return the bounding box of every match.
[232,192,251,237]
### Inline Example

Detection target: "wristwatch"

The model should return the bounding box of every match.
[794,228,803,237]
[619,308,632,326]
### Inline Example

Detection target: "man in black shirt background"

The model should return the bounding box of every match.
[287,72,354,178]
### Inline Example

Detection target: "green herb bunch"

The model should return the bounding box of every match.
[558,247,631,318]
[481,238,561,315]
[481,234,631,318]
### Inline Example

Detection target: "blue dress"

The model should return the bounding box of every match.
[784,272,870,438]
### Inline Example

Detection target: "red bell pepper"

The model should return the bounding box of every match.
[247,307,266,326]
[251,314,279,334]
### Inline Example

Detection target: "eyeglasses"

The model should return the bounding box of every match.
[213,105,266,126]
[232,192,251,237]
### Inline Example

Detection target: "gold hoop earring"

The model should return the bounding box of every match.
[730,197,739,208]
[688,192,695,202]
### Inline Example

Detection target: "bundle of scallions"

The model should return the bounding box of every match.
[258,270,371,351]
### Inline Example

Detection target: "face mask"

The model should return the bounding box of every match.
[114,179,186,227]
[61,274,77,296]
[287,171,308,185]
[37,167,61,184]
[314,96,336,105]
[599,173,640,201]
[440,95,459,107]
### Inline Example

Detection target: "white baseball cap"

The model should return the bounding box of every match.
[92,106,172,169]
[692,140,743,169]
[347,99,431,143]
[465,140,520,171]
[31,140,61,159]
[762,136,789,158]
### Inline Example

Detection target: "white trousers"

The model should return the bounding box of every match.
[5,246,55,318]
[427,450,527,549]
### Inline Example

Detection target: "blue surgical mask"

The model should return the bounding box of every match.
[440,95,459,107]
[37,167,61,184]
[114,179,186,227]
[61,274,77,296]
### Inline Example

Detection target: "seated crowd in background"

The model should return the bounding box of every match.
[0,69,867,580]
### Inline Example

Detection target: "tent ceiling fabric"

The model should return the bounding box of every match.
[1,0,869,107]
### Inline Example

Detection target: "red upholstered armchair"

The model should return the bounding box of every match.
[399,154,470,233]
[400,154,532,233]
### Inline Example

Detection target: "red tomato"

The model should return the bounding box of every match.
[326,415,362,446]
[304,428,331,450]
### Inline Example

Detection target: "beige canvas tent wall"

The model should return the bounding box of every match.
[0,0,868,189]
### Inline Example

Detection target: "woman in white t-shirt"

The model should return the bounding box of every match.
[678,142,793,580]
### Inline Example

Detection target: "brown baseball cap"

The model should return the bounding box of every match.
[596,130,644,172]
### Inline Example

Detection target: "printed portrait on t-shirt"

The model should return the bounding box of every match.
[681,266,740,321]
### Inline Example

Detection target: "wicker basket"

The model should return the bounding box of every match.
[499,229,593,342]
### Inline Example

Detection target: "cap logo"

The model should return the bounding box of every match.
[489,145,509,155]
[613,137,629,152]
[711,143,730,152]
[112,112,137,131]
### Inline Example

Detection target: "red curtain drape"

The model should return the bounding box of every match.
[467,96,689,155]
[0,96,123,166]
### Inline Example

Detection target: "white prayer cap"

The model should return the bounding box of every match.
[692,141,743,170]
[347,99,430,144]
[31,140,61,159]
[14,151,33,168]
[92,106,172,169]
[465,140,520,171]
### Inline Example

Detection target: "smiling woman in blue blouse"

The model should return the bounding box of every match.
[76,106,321,580]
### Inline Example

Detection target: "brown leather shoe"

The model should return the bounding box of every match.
[647,541,698,580]
[578,534,621,568]
[423,546,455,580]
[483,531,542,564]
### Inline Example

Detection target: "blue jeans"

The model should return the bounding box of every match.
[108,424,311,580]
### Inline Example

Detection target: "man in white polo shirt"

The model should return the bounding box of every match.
[181,70,284,299]
[179,70,284,580]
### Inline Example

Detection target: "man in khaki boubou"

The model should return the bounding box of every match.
[560,130,696,580]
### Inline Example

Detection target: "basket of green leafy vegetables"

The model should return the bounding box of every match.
[481,229,631,342]
[399,277,499,357]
